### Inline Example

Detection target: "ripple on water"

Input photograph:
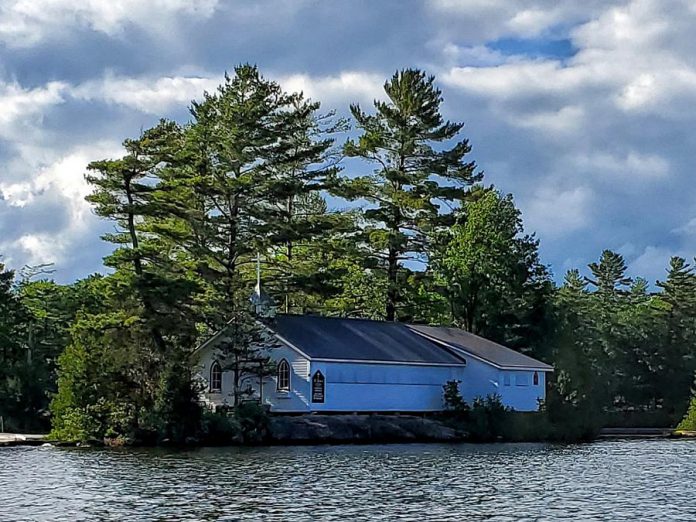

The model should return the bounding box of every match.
[1,440,696,521]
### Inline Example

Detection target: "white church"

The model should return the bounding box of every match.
[192,281,552,413]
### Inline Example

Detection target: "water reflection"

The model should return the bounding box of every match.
[1,440,695,521]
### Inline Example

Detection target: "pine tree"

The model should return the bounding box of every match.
[176,65,346,321]
[51,125,202,442]
[586,250,632,296]
[343,69,481,320]
[655,257,696,413]
[0,261,33,431]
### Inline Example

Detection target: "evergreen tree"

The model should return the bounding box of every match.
[172,65,347,322]
[654,257,696,413]
[51,124,202,442]
[0,261,32,431]
[432,189,551,348]
[343,68,481,320]
[586,250,632,296]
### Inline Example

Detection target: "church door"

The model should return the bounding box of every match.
[312,371,325,403]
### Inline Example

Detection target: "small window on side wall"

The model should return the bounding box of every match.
[503,373,511,386]
[210,361,222,393]
[515,373,530,386]
[277,359,290,392]
[533,371,539,386]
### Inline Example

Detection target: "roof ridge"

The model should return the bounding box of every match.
[276,312,409,326]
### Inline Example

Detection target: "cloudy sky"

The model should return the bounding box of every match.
[0,0,695,284]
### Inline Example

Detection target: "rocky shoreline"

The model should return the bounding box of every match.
[5,416,692,448]
[267,414,465,444]
[1,415,465,447]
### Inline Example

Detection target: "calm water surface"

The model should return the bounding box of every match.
[2,440,695,521]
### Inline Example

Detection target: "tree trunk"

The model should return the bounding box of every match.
[285,196,293,314]
[386,245,398,321]
[124,173,167,354]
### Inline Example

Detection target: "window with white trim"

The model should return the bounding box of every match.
[277,359,290,392]
[210,361,222,393]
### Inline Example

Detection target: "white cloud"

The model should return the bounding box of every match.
[522,186,593,239]
[72,75,220,114]
[628,245,678,283]
[428,0,627,41]
[572,152,669,181]
[4,0,696,284]
[66,71,385,115]
[278,72,385,108]
[1,142,123,269]
[672,218,696,237]
[0,81,67,140]
[0,0,220,47]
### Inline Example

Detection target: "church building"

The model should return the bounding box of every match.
[192,291,553,413]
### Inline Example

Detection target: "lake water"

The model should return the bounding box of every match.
[1,440,695,521]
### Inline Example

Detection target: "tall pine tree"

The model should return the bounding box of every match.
[343,69,481,320]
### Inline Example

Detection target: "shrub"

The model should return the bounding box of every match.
[467,394,510,441]
[677,396,696,431]
[200,409,242,445]
[49,407,101,443]
[443,380,469,414]
[235,402,269,444]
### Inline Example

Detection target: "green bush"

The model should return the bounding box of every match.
[49,406,102,443]
[443,380,469,414]
[467,394,510,441]
[677,396,696,431]
[235,402,269,444]
[200,410,242,445]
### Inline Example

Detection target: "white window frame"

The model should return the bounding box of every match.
[210,361,222,393]
[277,359,291,392]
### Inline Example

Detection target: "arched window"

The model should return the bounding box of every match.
[312,371,325,403]
[210,361,222,393]
[533,371,539,386]
[277,359,290,391]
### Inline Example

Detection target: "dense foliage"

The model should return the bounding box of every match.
[1,65,695,442]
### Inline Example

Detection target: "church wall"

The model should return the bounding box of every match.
[286,357,546,413]
[262,343,312,413]
[195,339,547,413]
[496,369,547,411]
[452,350,547,412]
[305,361,463,412]
[194,342,312,412]
[193,346,236,409]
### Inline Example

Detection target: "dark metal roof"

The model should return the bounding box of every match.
[407,325,553,370]
[270,314,467,365]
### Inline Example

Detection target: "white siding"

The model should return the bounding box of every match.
[261,343,311,413]
[193,342,311,412]
[193,347,236,409]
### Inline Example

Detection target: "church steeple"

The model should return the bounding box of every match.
[250,253,275,317]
